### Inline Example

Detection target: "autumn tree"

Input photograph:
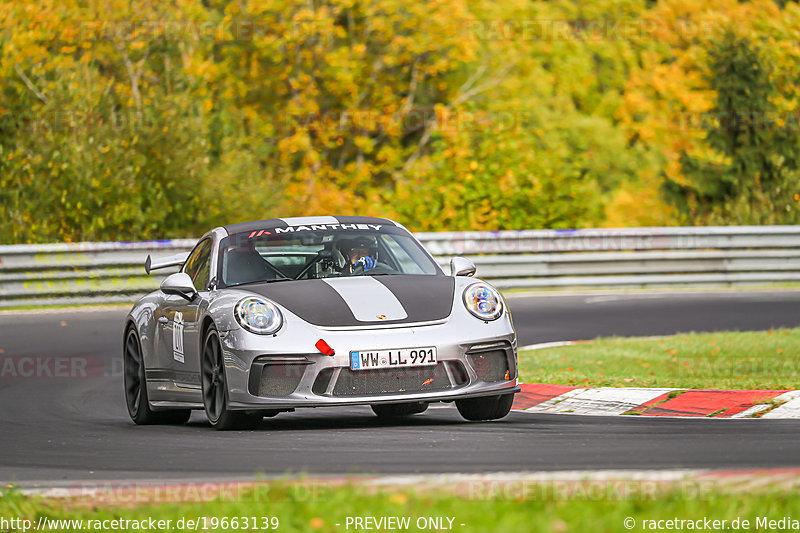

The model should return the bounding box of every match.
[668,31,800,224]
[2,0,800,244]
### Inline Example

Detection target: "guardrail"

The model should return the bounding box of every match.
[1,226,799,307]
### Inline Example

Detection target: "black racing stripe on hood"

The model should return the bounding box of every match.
[374,275,455,322]
[240,275,455,327]
[242,279,359,327]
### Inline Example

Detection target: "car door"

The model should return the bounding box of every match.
[156,238,213,391]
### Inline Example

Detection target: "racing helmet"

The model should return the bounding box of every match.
[338,235,378,261]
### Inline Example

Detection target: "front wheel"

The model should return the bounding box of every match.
[201,326,262,430]
[123,327,190,425]
[456,394,514,421]
[371,402,428,419]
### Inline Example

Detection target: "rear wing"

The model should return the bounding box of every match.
[144,251,190,275]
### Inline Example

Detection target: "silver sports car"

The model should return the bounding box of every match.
[123,216,519,429]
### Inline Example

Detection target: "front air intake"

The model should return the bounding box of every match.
[466,342,515,382]
[248,356,311,397]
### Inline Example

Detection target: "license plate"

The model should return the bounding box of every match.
[350,347,437,371]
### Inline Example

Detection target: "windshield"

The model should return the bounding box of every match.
[217,224,442,287]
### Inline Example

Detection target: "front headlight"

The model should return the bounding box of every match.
[463,283,504,321]
[234,297,283,334]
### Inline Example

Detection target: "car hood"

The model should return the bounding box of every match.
[241,275,455,327]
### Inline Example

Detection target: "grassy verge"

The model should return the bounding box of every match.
[0,302,133,313]
[518,328,800,389]
[2,482,800,533]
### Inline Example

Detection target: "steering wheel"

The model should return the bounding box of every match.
[350,261,395,276]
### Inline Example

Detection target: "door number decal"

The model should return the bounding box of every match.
[173,311,185,363]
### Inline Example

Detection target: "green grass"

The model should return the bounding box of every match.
[0,302,132,312]
[519,328,800,390]
[3,481,800,533]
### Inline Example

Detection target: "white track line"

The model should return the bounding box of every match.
[730,391,800,419]
[523,388,586,411]
[15,470,712,497]
[518,341,581,351]
[762,391,800,419]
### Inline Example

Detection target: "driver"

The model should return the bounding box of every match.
[339,236,378,275]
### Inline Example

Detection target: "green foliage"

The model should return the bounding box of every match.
[1,0,800,243]
[669,31,800,224]
[0,1,222,242]
[3,479,800,533]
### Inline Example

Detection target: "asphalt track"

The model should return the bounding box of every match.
[2,289,800,486]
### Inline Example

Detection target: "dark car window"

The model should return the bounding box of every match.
[217,225,442,288]
[183,238,213,290]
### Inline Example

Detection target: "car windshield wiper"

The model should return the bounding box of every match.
[225,278,294,288]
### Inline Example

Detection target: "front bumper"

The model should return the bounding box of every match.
[219,314,518,410]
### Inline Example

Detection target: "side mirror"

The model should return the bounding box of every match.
[160,272,197,300]
[450,256,476,277]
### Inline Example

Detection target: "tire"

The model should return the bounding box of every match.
[201,326,262,430]
[371,401,428,419]
[456,393,515,421]
[123,327,191,425]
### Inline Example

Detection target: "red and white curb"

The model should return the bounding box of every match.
[512,384,800,419]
